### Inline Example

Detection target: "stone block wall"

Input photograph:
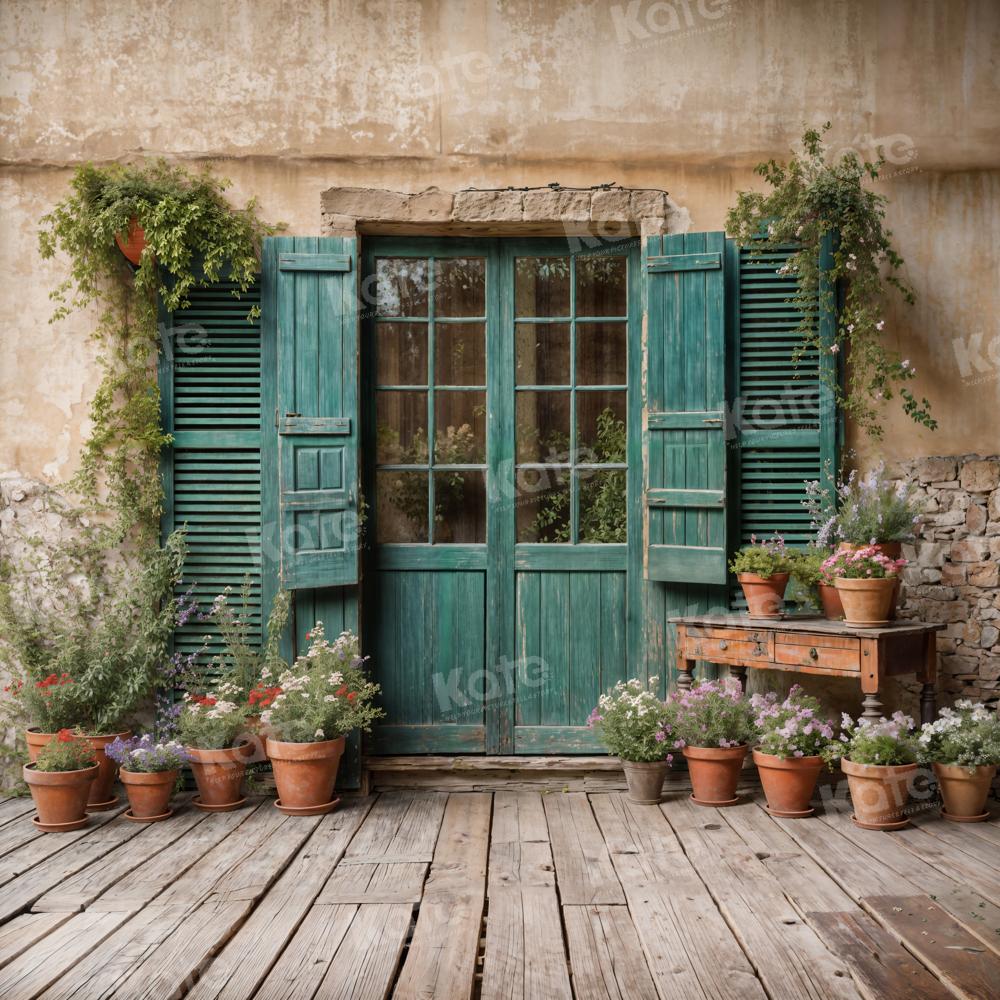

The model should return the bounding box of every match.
[897,456,1000,711]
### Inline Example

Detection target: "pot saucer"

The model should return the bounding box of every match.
[850,814,908,830]
[941,809,991,824]
[690,793,740,807]
[86,795,119,812]
[274,797,340,816]
[32,814,89,833]
[765,804,814,819]
[192,795,247,812]
[123,807,173,823]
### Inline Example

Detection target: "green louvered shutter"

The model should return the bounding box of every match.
[643,232,729,585]
[160,280,264,673]
[733,236,837,554]
[270,237,360,590]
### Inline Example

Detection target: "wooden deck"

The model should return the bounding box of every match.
[0,785,998,999]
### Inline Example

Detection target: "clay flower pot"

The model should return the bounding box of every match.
[684,744,749,806]
[837,542,901,618]
[84,731,131,810]
[835,577,896,628]
[266,736,345,815]
[25,727,56,763]
[753,749,824,817]
[738,573,789,619]
[620,759,670,804]
[841,757,917,829]
[23,762,98,832]
[187,742,252,811]
[934,762,996,822]
[818,583,844,621]
[114,216,147,266]
[120,768,178,821]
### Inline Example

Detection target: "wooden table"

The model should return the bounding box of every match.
[669,615,945,723]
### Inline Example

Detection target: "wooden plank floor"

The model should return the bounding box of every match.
[0,788,997,999]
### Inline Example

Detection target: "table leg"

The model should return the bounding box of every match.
[860,637,882,720]
[729,664,747,693]
[676,655,696,693]
[920,632,938,724]
[861,692,883,720]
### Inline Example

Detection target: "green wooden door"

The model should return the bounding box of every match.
[363,238,638,754]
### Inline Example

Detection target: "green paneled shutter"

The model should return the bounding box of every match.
[643,232,729,585]
[271,238,361,590]
[160,281,264,672]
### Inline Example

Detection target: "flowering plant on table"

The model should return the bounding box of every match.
[106,734,190,772]
[587,677,673,763]
[917,701,1000,770]
[263,624,384,743]
[821,545,906,580]
[667,679,757,750]
[824,712,917,767]
[751,686,836,759]
[177,682,249,749]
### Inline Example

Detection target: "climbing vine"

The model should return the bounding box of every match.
[726,123,935,439]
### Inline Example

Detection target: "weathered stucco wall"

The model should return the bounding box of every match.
[1,0,998,486]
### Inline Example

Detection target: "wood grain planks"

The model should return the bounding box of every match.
[544,793,624,904]
[340,790,446,864]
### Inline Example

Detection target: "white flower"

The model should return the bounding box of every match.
[876,320,884,331]
[901,359,910,369]
[830,343,840,354]
[324,694,337,703]
[314,728,325,740]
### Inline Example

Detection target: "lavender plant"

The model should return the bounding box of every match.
[751,686,836,760]
[587,677,673,763]
[106,734,189,773]
[668,679,757,750]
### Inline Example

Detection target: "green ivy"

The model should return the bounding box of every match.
[726,123,936,439]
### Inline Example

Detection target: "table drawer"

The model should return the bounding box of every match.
[685,628,773,664]
[774,633,860,672]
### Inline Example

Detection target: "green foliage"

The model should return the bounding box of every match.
[208,582,292,704]
[265,624,384,743]
[729,534,790,578]
[587,677,672,763]
[825,712,918,767]
[751,686,837,760]
[917,701,1000,769]
[667,679,758,750]
[726,123,935,439]
[177,683,251,750]
[33,730,97,773]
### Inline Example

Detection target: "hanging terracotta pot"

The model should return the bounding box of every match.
[837,542,901,619]
[818,583,844,621]
[114,216,147,266]
[934,762,996,822]
[684,744,748,806]
[120,768,178,822]
[23,762,98,832]
[835,577,896,628]
[25,727,56,763]
[620,759,670,804]
[266,736,344,815]
[187,742,252,811]
[738,573,789,619]
[753,749,824,817]
[841,757,916,829]
[84,731,130,810]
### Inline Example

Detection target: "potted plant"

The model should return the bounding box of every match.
[826,712,918,829]
[263,624,384,815]
[730,535,791,619]
[788,546,841,619]
[588,677,675,804]
[178,684,252,811]
[821,544,907,628]
[23,729,98,832]
[918,701,1000,822]
[106,734,189,822]
[751,686,837,817]
[669,680,757,806]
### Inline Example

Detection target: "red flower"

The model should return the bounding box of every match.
[335,685,348,697]
[56,728,75,743]
[347,692,357,703]
[190,693,217,707]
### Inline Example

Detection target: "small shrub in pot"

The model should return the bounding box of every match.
[107,735,189,821]
[730,535,791,619]
[23,729,98,832]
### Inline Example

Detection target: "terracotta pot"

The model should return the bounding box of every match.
[266,736,345,811]
[837,542,901,618]
[841,757,917,829]
[683,744,748,806]
[753,749,824,817]
[187,742,252,810]
[738,573,789,619]
[620,759,669,804]
[84,731,131,810]
[23,762,98,831]
[835,577,897,628]
[818,583,844,621]
[114,216,147,266]
[934,762,996,822]
[120,768,178,820]
[25,727,56,763]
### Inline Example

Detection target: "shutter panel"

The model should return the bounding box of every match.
[273,238,360,590]
[734,236,838,552]
[643,232,729,585]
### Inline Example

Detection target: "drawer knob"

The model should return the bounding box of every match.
[809,647,819,660]
[719,640,728,651]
